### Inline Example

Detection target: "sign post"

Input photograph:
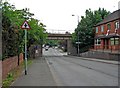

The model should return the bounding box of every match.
[24,29,27,75]
[21,20,31,75]
[76,41,80,56]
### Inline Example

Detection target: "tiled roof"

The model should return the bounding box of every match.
[95,9,120,26]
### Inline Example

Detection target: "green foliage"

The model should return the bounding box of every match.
[46,40,59,46]
[72,8,110,49]
[2,73,14,87]
[28,18,47,45]
[2,1,47,60]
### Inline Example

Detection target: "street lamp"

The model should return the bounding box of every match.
[72,14,80,56]
[72,14,79,26]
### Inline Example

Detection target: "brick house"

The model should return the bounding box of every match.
[94,9,120,51]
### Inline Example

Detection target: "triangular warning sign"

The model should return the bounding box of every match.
[21,20,31,30]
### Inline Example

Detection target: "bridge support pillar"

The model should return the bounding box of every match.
[67,40,77,55]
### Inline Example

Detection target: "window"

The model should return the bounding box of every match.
[95,40,97,45]
[107,23,111,30]
[115,21,119,29]
[115,38,119,45]
[110,38,114,45]
[95,39,101,45]
[110,38,119,45]
[98,39,101,45]
[96,27,98,33]
[101,25,104,32]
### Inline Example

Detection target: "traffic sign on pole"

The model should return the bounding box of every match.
[21,20,31,30]
[76,42,81,44]
[21,20,31,75]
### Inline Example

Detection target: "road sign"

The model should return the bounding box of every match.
[21,20,31,75]
[21,20,31,29]
[76,42,81,44]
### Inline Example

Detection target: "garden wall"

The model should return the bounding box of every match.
[2,53,23,80]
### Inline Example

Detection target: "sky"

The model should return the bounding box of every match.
[5,0,120,33]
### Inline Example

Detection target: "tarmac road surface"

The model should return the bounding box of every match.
[43,48,118,86]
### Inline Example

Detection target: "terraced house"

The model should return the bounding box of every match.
[94,9,120,52]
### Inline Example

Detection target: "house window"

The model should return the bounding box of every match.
[98,39,101,45]
[110,38,119,45]
[101,25,104,32]
[110,38,114,45]
[115,21,119,29]
[96,27,98,33]
[115,38,119,45]
[107,23,111,30]
[95,39,101,45]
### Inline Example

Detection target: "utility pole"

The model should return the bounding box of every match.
[72,14,80,56]
[77,32,80,56]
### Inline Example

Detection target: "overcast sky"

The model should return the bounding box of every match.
[6,0,120,33]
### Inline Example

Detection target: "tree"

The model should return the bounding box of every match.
[2,2,19,58]
[2,1,47,60]
[72,8,110,50]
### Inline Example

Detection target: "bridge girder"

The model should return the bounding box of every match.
[47,33,72,40]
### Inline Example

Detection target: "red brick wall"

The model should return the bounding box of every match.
[95,19,120,36]
[117,25,120,34]
[19,53,24,64]
[2,56,18,80]
[2,53,23,80]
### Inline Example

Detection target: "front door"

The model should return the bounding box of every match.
[103,39,109,49]
[105,39,109,49]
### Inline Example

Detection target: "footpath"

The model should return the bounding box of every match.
[11,57,56,86]
[0,61,2,87]
[69,55,119,65]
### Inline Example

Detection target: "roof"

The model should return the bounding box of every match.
[95,34,120,39]
[95,9,120,26]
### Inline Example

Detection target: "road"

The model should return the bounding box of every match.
[43,47,118,86]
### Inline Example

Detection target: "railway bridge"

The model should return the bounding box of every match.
[47,33,76,55]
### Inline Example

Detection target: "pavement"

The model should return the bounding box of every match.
[11,57,57,86]
[68,55,119,65]
[0,61,2,87]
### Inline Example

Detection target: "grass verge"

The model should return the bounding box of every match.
[2,59,33,87]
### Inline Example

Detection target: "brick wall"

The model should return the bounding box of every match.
[81,51,120,61]
[2,56,18,80]
[95,19,120,36]
[19,53,24,64]
[2,53,23,80]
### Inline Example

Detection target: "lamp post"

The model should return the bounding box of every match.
[72,14,80,56]
[72,14,79,26]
